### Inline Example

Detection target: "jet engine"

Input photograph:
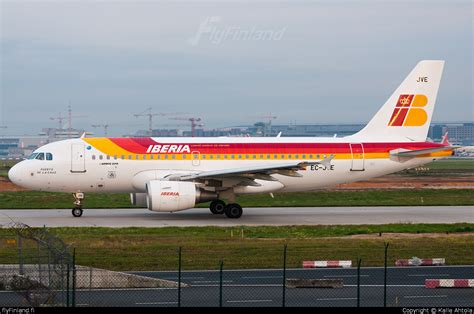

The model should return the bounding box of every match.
[146,180,217,212]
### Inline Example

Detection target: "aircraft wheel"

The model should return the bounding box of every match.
[210,200,226,215]
[224,203,243,219]
[72,207,83,217]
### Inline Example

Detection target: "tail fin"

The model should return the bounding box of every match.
[351,60,445,142]
[441,131,450,146]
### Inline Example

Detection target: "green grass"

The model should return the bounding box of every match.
[0,189,473,209]
[426,159,474,170]
[1,225,472,270]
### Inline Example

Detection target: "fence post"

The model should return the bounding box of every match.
[384,242,389,307]
[66,263,70,307]
[357,258,361,307]
[219,261,224,307]
[178,247,182,307]
[18,235,23,275]
[72,248,76,307]
[282,244,287,307]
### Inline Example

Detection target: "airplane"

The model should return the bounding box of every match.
[8,60,456,219]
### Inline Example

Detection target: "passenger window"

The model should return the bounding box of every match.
[99,155,103,160]
[136,155,139,160]
[46,153,53,161]
[253,155,256,159]
[121,155,125,160]
[150,155,154,160]
[114,155,118,160]
[106,155,110,160]
[92,155,96,160]
[128,155,132,160]
[309,154,313,159]
[35,153,45,160]
[182,155,186,159]
[143,155,147,160]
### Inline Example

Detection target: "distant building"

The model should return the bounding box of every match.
[445,123,474,145]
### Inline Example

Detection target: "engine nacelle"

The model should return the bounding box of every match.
[130,193,147,207]
[146,180,217,212]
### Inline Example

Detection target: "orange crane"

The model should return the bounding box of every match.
[169,117,204,137]
[134,108,184,135]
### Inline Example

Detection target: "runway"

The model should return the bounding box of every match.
[1,266,472,307]
[0,206,473,227]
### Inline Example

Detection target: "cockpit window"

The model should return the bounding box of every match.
[35,153,45,160]
[28,153,39,160]
[46,153,53,161]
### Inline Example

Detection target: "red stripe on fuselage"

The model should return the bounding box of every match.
[102,138,447,155]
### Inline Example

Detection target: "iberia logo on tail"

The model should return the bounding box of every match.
[388,94,428,126]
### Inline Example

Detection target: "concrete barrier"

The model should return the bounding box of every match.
[0,264,186,289]
[425,279,474,288]
[286,278,344,288]
[396,257,445,266]
[303,260,352,268]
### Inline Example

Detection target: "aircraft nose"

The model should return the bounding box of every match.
[8,162,25,186]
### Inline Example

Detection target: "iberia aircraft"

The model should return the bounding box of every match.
[8,60,455,218]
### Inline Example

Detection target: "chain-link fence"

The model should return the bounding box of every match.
[0,223,75,307]
[0,228,472,307]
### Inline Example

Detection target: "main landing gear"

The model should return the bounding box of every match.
[209,200,243,219]
[72,192,84,217]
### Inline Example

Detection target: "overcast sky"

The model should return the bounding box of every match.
[1,0,472,136]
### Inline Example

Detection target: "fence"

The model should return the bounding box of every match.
[0,223,75,307]
[0,229,472,307]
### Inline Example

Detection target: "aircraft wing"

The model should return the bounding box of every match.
[166,155,334,185]
[390,146,457,157]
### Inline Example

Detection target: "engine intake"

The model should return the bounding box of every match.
[146,180,217,212]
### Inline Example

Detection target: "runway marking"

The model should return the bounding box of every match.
[227,299,273,303]
[404,295,447,299]
[192,280,233,283]
[162,276,204,280]
[136,301,178,305]
[407,274,449,277]
[324,275,369,278]
[242,276,282,279]
[316,297,357,301]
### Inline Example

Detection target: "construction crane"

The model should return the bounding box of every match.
[134,108,184,135]
[50,112,67,129]
[169,117,204,137]
[91,124,110,137]
[50,105,87,138]
[256,113,277,137]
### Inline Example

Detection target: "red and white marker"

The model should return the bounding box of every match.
[302,260,352,268]
[425,279,474,288]
[395,258,445,266]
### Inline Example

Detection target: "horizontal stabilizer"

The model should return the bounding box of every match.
[390,146,456,157]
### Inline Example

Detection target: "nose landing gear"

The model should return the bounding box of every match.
[72,192,84,217]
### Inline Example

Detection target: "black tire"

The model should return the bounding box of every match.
[210,200,226,215]
[224,203,243,219]
[72,207,83,217]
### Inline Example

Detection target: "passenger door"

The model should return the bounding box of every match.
[71,144,86,173]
